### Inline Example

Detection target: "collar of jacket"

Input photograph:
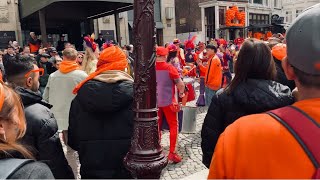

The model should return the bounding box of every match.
[15,87,52,109]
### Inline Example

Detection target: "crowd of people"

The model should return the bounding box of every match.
[0,3,319,179]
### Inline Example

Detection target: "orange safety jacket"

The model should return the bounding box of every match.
[199,55,222,91]
[208,98,320,179]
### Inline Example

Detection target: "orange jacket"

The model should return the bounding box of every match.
[199,55,222,91]
[29,43,40,53]
[208,98,320,179]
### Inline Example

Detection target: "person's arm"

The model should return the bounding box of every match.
[37,113,74,179]
[43,75,51,102]
[169,66,185,96]
[201,94,225,168]
[68,98,81,151]
[174,78,185,97]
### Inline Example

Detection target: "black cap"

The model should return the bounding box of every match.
[49,47,57,53]
[206,44,217,52]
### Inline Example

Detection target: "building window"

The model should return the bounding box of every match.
[253,0,263,4]
[249,13,270,25]
[274,0,280,8]
[286,11,292,23]
[205,7,215,39]
[219,6,226,26]
[296,9,303,17]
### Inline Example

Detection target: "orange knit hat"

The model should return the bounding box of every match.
[272,43,287,61]
[73,46,128,94]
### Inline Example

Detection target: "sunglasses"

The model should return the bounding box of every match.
[24,68,44,78]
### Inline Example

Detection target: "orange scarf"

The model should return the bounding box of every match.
[59,61,80,74]
[73,46,128,94]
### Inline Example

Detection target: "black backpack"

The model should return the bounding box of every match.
[0,159,34,179]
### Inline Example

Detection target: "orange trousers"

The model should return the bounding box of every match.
[158,106,178,153]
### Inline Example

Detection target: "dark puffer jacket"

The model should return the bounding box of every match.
[16,87,74,179]
[201,79,295,168]
[68,80,134,179]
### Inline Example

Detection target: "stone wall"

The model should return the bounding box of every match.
[0,0,21,48]
[175,0,202,35]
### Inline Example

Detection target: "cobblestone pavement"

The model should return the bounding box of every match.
[160,106,208,180]
[160,80,209,180]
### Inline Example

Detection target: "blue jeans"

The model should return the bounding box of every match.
[205,87,216,107]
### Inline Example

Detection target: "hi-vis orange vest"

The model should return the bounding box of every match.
[199,55,222,91]
[208,98,320,179]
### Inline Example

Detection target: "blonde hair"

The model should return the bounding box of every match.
[63,48,78,60]
[81,48,98,74]
[0,85,33,159]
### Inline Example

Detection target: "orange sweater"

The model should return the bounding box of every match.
[208,98,320,179]
[199,55,222,91]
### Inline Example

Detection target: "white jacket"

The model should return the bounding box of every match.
[43,70,88,130]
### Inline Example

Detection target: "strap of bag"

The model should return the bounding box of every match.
[0,158,34,179]
[267,106,320,169]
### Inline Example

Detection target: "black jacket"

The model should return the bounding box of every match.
[38,61,56,87]
[274,59,296,91]
[68,80,134,179]
[201,79,295,168]
[16,87,74,179]
[0,151,54,179]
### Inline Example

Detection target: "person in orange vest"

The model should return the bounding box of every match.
[208,4,320,179]
[198,44,222,106]
[28,32,41,54]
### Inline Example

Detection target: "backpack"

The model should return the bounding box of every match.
[267,106,320,179]
[0,159,34,179]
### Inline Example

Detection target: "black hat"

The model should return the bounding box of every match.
[49,47,57,53]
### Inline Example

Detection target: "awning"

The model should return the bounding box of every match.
[247,24,273,29]
[219,26,245,30]
[20,0,133,20]
[128,21,164,29]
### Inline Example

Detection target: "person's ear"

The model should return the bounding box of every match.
[26,77,33,88]
[282,57,296,80]
[0,121,5,137]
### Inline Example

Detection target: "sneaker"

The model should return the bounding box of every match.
[168,153,182,163]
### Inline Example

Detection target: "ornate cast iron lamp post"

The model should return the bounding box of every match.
[123,0,168,178]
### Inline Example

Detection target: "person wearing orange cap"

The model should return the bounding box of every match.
[69,45,134,178]
[272,43,296,90]
[156,46,185,163]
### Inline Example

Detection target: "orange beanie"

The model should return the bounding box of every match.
[272,43,287,61]
[73,46,128,94]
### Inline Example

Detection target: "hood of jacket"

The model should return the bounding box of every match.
[232,79,294,113]
[76,79,134,113]
[15,87,52,109]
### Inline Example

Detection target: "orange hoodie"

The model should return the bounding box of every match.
[199,55,222,91]
[208,98,320,179]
